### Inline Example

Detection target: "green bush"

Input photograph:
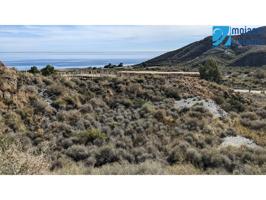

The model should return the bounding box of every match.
[28,66,40,74]
[199,59,222,83]
[41,65,56,76]
[76,129,107,145]
[141,102,155,113]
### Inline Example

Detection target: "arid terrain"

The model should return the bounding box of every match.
[0,61,266,174]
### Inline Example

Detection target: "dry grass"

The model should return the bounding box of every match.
[0,137,50,175]
[166,164,202,175]
[233,120,266,147]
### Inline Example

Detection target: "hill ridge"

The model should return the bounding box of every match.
[139,26,266,67]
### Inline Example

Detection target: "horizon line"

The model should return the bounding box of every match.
[0,50,167,53]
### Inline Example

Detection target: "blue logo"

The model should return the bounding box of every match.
[212,26,231,47]
[212,26,258,47]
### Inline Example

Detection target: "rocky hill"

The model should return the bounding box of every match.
[139,26,266,67]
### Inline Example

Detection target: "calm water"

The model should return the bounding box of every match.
[0,51,164,70]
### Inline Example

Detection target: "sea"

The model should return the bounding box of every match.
[0,51,164,70]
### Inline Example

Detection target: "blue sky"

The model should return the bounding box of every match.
[0,25,211,52]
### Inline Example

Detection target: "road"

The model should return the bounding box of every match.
[234,89,265,94]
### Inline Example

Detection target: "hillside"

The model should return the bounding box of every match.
[0,64,266,174]
[0,61,6,68]
[139,26,266,67]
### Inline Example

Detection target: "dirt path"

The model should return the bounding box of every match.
[234,89,265,95]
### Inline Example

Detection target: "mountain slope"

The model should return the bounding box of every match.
[139,26,266,67]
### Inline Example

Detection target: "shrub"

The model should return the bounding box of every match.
[31,98,49,113]
[95,146,119,167]
[0,136,49,174]
[213,96,225,105]
[201,149,233,171]
[80,103,93,113]
[51,99,66,110]
[241,119,266,130]
[167,147,184,164]
[4,112,27,133]
[256,109,266,118]
[241,112,258,120]
[76,129,107,145]
[47,84,65,96]
[61,138,73,149]
[183,117,206,131]
[90,160,166,175]
[254,70,266,79]
[164,86,181,99]
[28,66,40,74]
[226,97,245,112]
[66,145,89,161]
[41,65,56,76]
[185,148,202,166]
[141,102,155,113]
[119,98,133,108]
[70,95,83,107]
[199,59,222,83]
[57,110,81,125]
[104,63,115,68]
[156,108,168,118]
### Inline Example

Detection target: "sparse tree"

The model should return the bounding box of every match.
[199,59,222,83]
[41,64,55,76]
[104,63,113,68]
[28,66,40,74]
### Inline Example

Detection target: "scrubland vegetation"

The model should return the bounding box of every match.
[0,65,266,175]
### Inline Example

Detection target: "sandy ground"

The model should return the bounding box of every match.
[175,97,228,118]
[234,89,265,94]
[220,136,261,149]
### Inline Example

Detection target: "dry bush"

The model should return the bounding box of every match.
[47,84,65,96]
[241,112,258,120]
[185,148,203,167]
[4,111,27,133]
[66,145,89,161]
[141,102,156,113]
[31,97,54,114]
[241,119,266,130]
[166,164,201,175]
[95,145,119,167]
[75,129,107,145]
[50,158,90,175]
[57,110,81,125]
[256,109,266,118]
[167,146,185,165]
[0,136,49,175]
[164,86,181,100]
[90,160,166,175]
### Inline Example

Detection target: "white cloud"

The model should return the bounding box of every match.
[0,25,211,52]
